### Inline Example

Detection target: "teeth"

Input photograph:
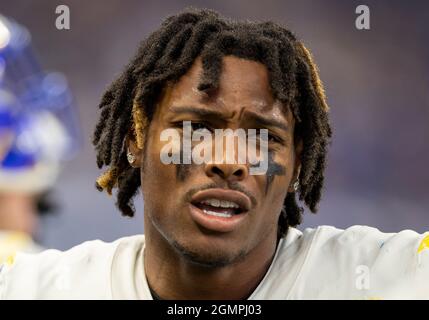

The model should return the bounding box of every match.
[221,200,236,208]
[202,209,233,218]
[201,198,239,209]
[211,199,220,207]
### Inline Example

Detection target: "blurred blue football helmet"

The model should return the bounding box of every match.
[0,15,81,193]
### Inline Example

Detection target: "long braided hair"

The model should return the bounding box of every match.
[92,8,332,237]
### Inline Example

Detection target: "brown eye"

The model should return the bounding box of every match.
[256,131,281,144]
[268,133,281,143]
[191,122,213,133]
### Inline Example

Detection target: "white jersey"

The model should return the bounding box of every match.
[0,231,44,265]
[1,225,429,299]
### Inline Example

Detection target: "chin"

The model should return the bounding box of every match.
[169,236,248,268]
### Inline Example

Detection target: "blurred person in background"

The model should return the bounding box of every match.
[0,14,80,264]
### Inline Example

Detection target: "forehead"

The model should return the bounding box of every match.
[158,55,291,122]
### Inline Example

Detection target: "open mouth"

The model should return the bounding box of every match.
[188,188,252,233]
[192,198,245,218]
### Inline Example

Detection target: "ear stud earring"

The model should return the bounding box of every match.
[293,180,299,192]
[127,151,136,164]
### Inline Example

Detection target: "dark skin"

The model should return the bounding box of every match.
[128,55,302,300]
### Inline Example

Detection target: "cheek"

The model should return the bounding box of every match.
[271,175,290,205]
[141,131,177,200]
[141,155,180,230]
[264,150,294,202]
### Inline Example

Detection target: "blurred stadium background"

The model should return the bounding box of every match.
[1,0,428,249]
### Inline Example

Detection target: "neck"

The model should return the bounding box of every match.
[144,218,279,300]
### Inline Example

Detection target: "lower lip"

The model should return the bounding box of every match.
[188,204,248,233]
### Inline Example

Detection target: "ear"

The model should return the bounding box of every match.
[125,131,143,168]
[288,138,303,193]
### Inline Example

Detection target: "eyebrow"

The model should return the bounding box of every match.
[244,111,289,133]
[169,106,288,132]
[169,106,227,119]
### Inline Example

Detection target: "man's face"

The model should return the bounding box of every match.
[138,55,300,267]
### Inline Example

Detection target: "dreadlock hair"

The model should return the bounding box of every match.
[92,7,332,237]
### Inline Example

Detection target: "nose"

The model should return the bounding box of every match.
[205,163,249,182]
